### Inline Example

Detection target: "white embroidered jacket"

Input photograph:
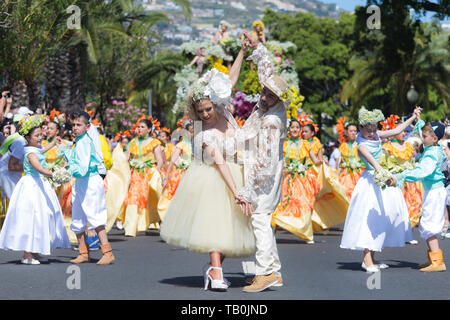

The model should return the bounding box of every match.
[237,44,287,214]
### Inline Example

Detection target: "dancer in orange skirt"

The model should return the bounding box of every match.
[158,120,193,222]
[272,120,321,243]
[379,115,423,233]
[335,120,366,201]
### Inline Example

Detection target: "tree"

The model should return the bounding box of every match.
[263,9,356,137]
[341,1,449,120]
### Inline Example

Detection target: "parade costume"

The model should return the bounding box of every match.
[105,143,131,232]
[120,135,162,236]
[63,132,107,233]
[237,44,287,286]
[42,137,77,243]
[340,108,413,252]
[395,120,447,271]
[0,133,26,230]
[0,114,70,256]
[272,138,320,241]
[334,117,366,200]
[160,68,256,259]
[157,137,192,222]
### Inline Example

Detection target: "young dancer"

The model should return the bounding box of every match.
[395,119,447,272]
[63,111,114,265]
[0,115,70,264]
[340,106,421,273]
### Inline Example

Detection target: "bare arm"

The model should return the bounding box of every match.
[162,147,181,190]
[27,153,52,177]
[153,145,166,174]
[309,149,323,166]
[378,107,421,139]
[228,43,248,89]
[41,137,61,153]
[188,56,198,67]
[8,156,23,172]
[358,145,383,171]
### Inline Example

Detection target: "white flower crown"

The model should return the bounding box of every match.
[190,68,232,108]
[358,106,385,126]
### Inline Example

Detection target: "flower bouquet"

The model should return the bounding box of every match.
[129,158,156,174]
[341,157,365,172]
[373,168,393,190]
[51,166,72,188]
[176,159,191,171]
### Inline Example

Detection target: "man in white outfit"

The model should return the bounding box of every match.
[237,35,288,293]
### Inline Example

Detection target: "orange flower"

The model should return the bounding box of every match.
[235,117,245,128]
[48,109,60,124]
[335,117,347,144]
[380,114,399,131]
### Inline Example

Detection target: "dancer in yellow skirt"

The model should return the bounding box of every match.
[335,118,366,200]
[42,110,77,244]
[105,131,131,232]
[272,120,321,243]
[299,123,349,235]
[379,115,423,232]
[109,117,165,236]
[158,119,193,222]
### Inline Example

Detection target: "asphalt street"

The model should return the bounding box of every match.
[0,225,449,300]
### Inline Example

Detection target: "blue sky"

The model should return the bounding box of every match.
[319,0,450,23]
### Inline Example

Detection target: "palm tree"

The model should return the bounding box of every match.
[341,21,449,118]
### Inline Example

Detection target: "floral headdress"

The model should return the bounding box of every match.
[161,127,171,135]
[114,130,132,142]
[253,20,265,30]
[297,114,319,133]
[380,114,399,131]
[186,68,232,119]
[358,106,385,126]
[335,117,348,144]
[48,109,62,126]
[177,115,193,129]
[18,115,46,136]
[132,114,161,133]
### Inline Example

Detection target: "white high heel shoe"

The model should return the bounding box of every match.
[203,266,228,291]
[203,263,231,286]
[361,262,379,273]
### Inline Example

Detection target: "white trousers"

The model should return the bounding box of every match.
[71,175,107,234]
[251,213,281,276]
[419,187,446,240]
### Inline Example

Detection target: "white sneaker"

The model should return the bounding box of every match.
[361,262,379,273]
[115,221,123,230]
[407,240,418,245]
[375,263,389,269]
[306,240,315,244]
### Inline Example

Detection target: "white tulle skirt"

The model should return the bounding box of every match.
[0,175,71,255]
[160,161,256,258]
[340,170,413,252]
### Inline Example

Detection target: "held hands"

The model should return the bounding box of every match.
[386,175,397,187]
[242,30,258,50]
[234,194,254,216]
[413,106,422,120]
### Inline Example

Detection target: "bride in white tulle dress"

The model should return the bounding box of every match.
[160,42,256,291]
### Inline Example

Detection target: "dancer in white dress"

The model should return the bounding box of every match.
[0,115,70,264]
[340,106,421,272]
[160,40,255,291]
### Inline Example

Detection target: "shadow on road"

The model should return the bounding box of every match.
[160,274,248,288]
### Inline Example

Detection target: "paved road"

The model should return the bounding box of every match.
[1,226,449,300]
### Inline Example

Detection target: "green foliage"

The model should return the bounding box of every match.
[242,69,261,96]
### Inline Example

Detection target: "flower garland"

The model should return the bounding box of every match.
[281,86,305,120]
[359,106,385,126]
[18,115,46,136]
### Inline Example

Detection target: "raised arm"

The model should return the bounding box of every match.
[378,107,422,139]
[228,39,249,89]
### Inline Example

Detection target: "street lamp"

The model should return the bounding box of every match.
[407,84,419,108]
